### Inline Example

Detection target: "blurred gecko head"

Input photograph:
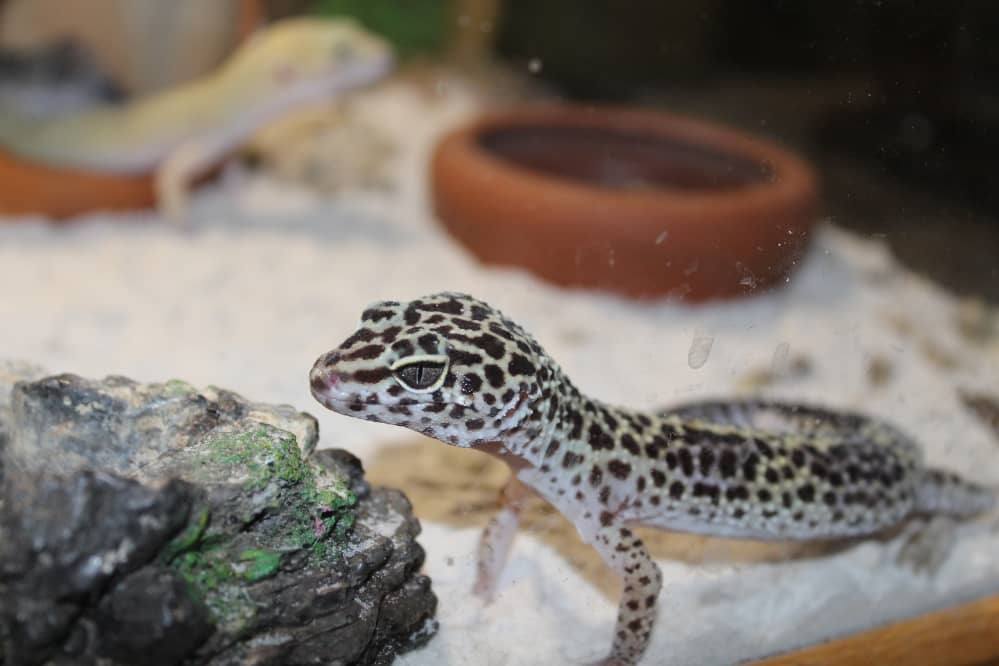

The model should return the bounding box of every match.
[309,293,557,449]
[220,17,393,95]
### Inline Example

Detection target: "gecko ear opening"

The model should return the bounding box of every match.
[391,355,449,393]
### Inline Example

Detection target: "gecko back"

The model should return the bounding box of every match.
[661,399,995,529]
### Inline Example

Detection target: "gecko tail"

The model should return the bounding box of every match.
[915,469,997,518]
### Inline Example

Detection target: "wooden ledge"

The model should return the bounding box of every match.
[754,594,999,666]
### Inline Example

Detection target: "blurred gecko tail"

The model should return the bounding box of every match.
[915,468,997,518]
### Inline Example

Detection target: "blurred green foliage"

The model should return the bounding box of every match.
[313,0,450,57]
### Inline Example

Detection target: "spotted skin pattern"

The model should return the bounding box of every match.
[310,292,995,665]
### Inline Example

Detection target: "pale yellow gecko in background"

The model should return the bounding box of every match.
[0,18,394,224]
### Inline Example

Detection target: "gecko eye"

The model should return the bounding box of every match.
[391,355,449,392]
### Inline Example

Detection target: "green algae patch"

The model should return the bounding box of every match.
[162,378,198,398]
[164,424,357,631]
[161,508,210,563]
[238,549,283,582]
[205,426,310,489]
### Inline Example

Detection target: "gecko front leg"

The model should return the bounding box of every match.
[590,525,662,666]
[473,474,533,601]
[154,139,221,227]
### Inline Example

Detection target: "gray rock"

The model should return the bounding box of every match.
[0,363,437,666]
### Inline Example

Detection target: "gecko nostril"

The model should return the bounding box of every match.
[310,371,328,393]
[309,362,341,393]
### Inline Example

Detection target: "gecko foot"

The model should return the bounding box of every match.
[583,656,631,666]
[894,516,957,576]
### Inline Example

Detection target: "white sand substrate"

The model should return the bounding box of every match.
[1,80,997,665]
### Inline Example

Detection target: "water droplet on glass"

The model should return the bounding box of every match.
[688,329,714,369]
[528,58,542,74]
[771,341,790,376]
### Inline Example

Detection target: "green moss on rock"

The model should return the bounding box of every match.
[164,426,356,631]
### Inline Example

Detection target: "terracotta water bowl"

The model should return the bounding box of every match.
[0,148,156,220]
[431,106,820,301]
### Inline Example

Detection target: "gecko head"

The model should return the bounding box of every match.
[309,293,554,448]
[222,17,393,93]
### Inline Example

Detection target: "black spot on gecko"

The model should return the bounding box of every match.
[468,333,504,360]
[391,339,415,357]
[416,333,438,354]
[621,433,640,456]
[460,373,482,394]
[726,485,749,501]
[589,466,603,487]
[698,448,714,475]
[352,367,391,384]
[483,364,505,388]
[361,308,395,323]
[488,322,514,340]
[588,423,615,451]
[754,438,775,458]
[608,460,632,480]
[694,482,720,503]
[508,353,536,376]
[678,448,695,476]
[379,326,402,344]
[562,451,583,468]
[719,450,737,478]
[417,298,464,315]
[344,344,384,361]
[664,451,678,470]
[403,307,421,325]
[342,328,376,347]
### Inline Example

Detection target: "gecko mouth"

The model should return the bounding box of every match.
[310,387,364,414]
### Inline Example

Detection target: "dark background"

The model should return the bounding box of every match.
[491,0,999,302]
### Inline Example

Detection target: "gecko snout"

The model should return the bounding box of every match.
[309,352,343,396]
